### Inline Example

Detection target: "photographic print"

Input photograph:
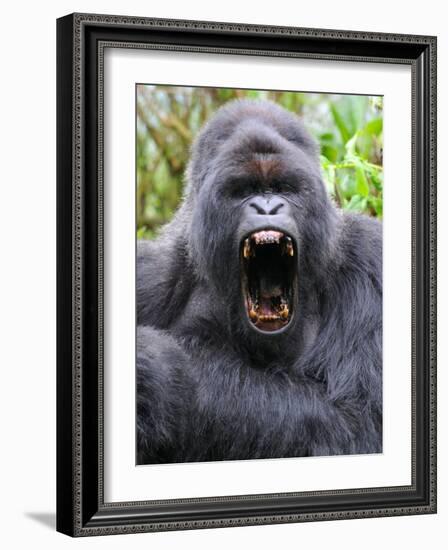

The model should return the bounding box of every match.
[136,86,384,465]
[57,14,436,535]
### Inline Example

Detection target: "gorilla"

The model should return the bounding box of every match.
[136,99,382,464]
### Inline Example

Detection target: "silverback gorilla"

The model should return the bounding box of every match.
[136,99,382,464]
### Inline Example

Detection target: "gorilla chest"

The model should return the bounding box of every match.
[190,364,313,459]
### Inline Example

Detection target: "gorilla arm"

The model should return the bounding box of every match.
[299,213,383,455]
[137,325,194,464]
[137,326,379,462]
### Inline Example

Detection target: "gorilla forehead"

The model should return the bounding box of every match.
[186,99,319,196]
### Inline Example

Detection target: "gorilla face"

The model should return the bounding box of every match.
[187,100,337,338]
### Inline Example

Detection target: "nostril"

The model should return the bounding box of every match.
[249,202,267,215]
[268,203,284,215]
[249,196,286,215]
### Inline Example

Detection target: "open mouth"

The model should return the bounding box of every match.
[241,230,297,333]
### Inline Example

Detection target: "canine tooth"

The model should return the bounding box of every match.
[243,239,251,258]
[249,308,258,321]
[280,306,289,319]
[286,242,294,256]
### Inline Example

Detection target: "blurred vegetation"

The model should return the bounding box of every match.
[137,86,383,239]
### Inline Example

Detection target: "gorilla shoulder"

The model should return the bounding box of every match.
[136,234,196,329]
[339,211,382,276]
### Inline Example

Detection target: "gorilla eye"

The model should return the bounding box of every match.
[270,182,283,193]
[225,179,260,199]
[265,181,293,195]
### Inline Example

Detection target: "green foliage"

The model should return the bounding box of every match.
[137,86,383,239]
[320,95,383,217]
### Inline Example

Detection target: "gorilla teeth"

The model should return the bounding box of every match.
[249,307,259,321]
[279,303,289,319]
[246,231,294,257]
[259,314,281,321]
[243,238,251,259]
[252,230,284,246]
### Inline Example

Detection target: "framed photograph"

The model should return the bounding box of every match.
[56,13,437,537]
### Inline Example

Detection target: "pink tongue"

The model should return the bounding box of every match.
[258,279,283,315]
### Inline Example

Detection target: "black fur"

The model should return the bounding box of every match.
[136,99,382,464]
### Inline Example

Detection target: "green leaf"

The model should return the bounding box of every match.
[349,96,369,131]
[321,163,336,196]
[364,117,383,136]
[355,166,370,197]
[320,132,335,142]
[368,196,383,218]
[281,92,296,111]
[137,225,148,239]
[346,195,368,213]
[345,133,358,156]
[217,88,233,100]
[330,96,369,144]
[330,104,351,143]
[369,169,383,192]
[339,171,357,198]
[320,155,330,168]
[321,144,338,163]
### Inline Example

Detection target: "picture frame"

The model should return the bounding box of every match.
[56,12,437,537]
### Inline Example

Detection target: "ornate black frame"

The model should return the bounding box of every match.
[56,13,437,537]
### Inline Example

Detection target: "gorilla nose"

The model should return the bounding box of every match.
[249,195,285,216]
